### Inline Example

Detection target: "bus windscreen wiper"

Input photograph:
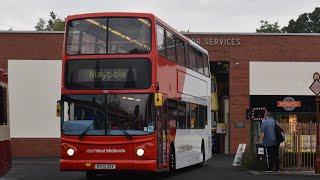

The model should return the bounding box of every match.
[79,122,94,139]
[120,129,133,139]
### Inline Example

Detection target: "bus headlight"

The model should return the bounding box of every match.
[136,148,144,157]
[67,148,75,156]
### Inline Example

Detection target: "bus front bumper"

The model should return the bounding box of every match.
[60,159,157,172]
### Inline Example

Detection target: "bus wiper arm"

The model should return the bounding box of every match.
[121,129,133,139]
[79,122,94,139]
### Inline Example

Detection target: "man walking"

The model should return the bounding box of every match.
[259,111,280,172]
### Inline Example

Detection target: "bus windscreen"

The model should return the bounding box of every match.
[66,59,151,89]
[66,17,151,55]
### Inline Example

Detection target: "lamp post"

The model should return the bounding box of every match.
[309,72,320,173]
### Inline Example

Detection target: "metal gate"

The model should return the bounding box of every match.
[279,122,317,170]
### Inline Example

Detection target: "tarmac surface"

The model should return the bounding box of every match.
[1,154,319,180]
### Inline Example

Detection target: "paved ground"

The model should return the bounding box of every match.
[1,155,319,180]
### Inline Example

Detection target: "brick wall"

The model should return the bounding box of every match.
[0,32,64,157]
[185,33,320,154]
[11,138,60,157]
[0,32,64,70]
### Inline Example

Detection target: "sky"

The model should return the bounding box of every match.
[0,0,319,32]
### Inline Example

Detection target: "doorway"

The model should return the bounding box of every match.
[210,61,229,154]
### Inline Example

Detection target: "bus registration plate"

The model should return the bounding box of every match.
[95,164,116,169]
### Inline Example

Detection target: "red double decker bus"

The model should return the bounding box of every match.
[59,12,211,179]
[0,71,10,177]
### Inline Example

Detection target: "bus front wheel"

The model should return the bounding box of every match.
[161,145,176,177]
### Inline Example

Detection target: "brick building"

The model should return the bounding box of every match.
[2,31,320,156]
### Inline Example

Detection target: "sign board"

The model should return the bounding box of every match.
[309,72,320,95]
[251,107,266,121]
[235,121,245,128]
[277,101,301,108]
[216,123,226,134]
[310,80,320,95]
[277,97,301,111]
[232,144,246,167]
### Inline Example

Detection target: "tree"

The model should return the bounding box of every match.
[35,11,65,31]
[282,7,320,33]
[256,20,282,33]
[256,7,320,33]
[35,18,46,31]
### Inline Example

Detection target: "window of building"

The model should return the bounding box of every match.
[177,102,186,129]
[165,31,176,61]
[176,38,186,66]
[156,25,166,56]
[0,86,7,125]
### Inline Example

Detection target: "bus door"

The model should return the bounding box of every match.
[156,97,168,170]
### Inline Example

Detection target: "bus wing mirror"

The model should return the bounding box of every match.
[56,100,61,117]
[154,93,163,107]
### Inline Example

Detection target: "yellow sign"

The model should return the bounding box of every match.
[217,123,226,134]
[154,93,163,107]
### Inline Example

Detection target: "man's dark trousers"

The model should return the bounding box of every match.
[265,145,280,171]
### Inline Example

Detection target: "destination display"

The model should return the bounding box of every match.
[77,69,132,82]
[66,59,151,89]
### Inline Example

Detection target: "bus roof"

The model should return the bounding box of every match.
[66,12,155,21]
[155,17,208,55]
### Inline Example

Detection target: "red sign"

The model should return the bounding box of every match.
[277,101,301,108]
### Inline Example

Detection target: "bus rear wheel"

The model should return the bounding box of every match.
[86,171,96,180]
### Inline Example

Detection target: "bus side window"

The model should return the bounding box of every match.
[186,103,191,129]
[190,103,198,129]
[188,46,197,72]
[168,99,177,122]
[176,38,186,66]
[185,43,190,68]
[177,101,186,129]
[196,51,204,74]
[203,54,210,77]
[165,30,176,61]
[156,24,166,57]
[204,106,208,126]
[199,105,205,129]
